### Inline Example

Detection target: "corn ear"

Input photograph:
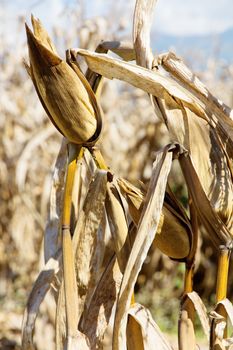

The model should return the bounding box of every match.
[26,18,101,145]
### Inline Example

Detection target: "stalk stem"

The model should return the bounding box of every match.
[62,144,82,338]
[91,147,109,170]
[215,245,231,339]
[216,246,230,302]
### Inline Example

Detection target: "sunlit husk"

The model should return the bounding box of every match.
[26,18,100,144]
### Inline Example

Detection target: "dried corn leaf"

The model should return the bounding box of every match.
[132,4,233,148]
[95,41,135,61]
[159,52,233,139]
[113,144,174,350]
[65,331,90,350]
[182,291,210,340]
[22,251,61,350]
[178,150,232,246]
[44,138,67,262]
[127,303,172,350]
[117,178,143,224]
[210,299,233,348]
[72,169,108,320]
[78,49,205,118]
[156,100,233,236]
[81,256,122,349]
[83,40,135,96]
[216,299,233,329]
[153,59,233,233]
[210,311,227,349]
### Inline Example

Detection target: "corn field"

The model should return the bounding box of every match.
[1,0,233,349]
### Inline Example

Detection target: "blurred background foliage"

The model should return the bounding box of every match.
[1,0,233,348]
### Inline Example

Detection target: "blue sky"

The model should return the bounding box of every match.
[1,0,233,46]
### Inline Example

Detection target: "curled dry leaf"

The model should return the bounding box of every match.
[95,41,135,61]
[210,299,233,348]
[127,303,172,350]
[22,251,61,350]
[182,291,210,340]
[158,51,233,130]
[78,49,204,116]
[166,59,233,235]
[83,40,135,98]
[72,169,108,320]
[56,166,108,349]
[152,68,233,237]
[178,150,232,247]
[113,144,174,350]
[81,256,122,349]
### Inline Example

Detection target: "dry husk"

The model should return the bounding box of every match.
[26,16,101,145]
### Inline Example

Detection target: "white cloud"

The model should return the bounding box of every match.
[1,0,233,46]
[154,0,233,35]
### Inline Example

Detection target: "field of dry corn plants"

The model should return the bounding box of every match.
[1,0,233,349]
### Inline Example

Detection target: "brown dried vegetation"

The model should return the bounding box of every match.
[1,1,233,349]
